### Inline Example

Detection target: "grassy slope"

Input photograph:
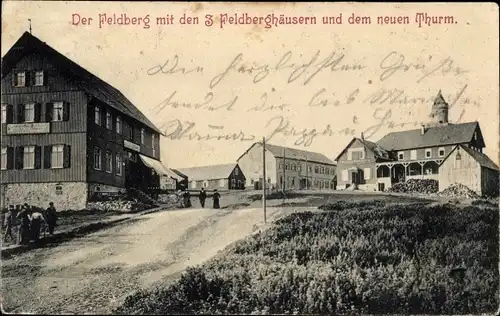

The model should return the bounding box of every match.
[115,199,499,315]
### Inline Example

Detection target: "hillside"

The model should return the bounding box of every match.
[116,200,499,315]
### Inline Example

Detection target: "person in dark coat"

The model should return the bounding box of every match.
[212,189,221,209]
[17,204,31,245]
[45,202,58,235]
[183,191,192,208]
[3,206,15,242]
[199,188,207,208]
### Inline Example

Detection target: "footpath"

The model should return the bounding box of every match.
[1,205,170,259]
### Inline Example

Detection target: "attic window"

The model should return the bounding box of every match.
[34,71,44,86]
[455,151,461,160]
[474,131,477,140]
[438,147,445,157]
[14,72,26,87]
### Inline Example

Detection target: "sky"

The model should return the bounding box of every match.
[2,2,498,169]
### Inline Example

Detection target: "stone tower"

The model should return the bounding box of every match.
[428,90,449,126]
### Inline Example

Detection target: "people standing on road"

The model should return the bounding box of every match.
[3,206,15,242]
[183,190,192,208]
[212,189,221,209]
[29,207,46,243]
[199,188,207,208]
[177,190,184,208]
[45,202,58,235]
[16,204,31,245]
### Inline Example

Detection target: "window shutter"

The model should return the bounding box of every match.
[364,168,371,180]
[16,104,24,123]
[43,71,48,86]
[63,102,70,121]
[6,147,14,170]
[11,73,17,87]
[43,146,52,169]
[45,103,53,122]
[34,146,42,169]
[6,104,14,124]
[31,71,37,86]
[25,71,31,87]
[15,147,24,170]
[34,103,42,123]
[63,145,71,168]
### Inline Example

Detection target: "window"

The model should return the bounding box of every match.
[425,149,432,158]
[321,167,325,174]
[231,179,236,188]
[298,164,302,172]
[285,164,289,170]
[474,131,477,140]
[234,166,239,175]
[314,166,319,173]
[116,154,122,176]
[116,116,122,134]
[105,151,112,173]
[34,71,44,86]
[397,152,404,160]
[351,151,363,160]
[291,164,296,171]
[23,146,35,169]
[106,112,112,130]
[342,170,348,181]
[15,72,26,87]
[127,123,134,140]
[326,168,330,175]
[53,102,64,121]
[219,179,225,187]
[95,106,101,125]
[1,147,6,170]
[438,147,445,157]
[51,145,64,168]
[24,103,35,122]
[1,104,6,124]
[308,166,312,172]
[94,147,102,170]
[410,150,417,160]
[364,168,371,180]
[128,151,137,162]
[141,128,145,144]
[279,163,283,169]
[204,181,209,188]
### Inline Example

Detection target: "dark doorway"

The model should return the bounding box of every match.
[378,183,385,192]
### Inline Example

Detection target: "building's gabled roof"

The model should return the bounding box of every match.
[376,122,481,151]
[441,144,499,171]
[237,142,336,165]
[1,32,162,134]
[173,163,242,181]
[334,137,390,161]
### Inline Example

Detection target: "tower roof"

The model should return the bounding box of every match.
[433,90,449,107]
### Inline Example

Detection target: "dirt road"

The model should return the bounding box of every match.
[1,206,304,314]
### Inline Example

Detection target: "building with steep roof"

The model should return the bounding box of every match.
[173,163,246,190]
[237,142,336,190]
[439,144,499,196]
[1,32,171,209]
[335,90,495,194]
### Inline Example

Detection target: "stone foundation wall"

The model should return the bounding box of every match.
[3,182,88,211]
[88,183,125,196]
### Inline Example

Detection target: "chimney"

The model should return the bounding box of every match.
[360,132,365,142]
[421,125,426,135]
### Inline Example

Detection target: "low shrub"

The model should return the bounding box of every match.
[116,201,499,315]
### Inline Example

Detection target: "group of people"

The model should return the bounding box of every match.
[178,188,221,209]
[3,202,58,245]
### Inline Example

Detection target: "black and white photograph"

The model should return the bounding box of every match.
[1,1,499,315]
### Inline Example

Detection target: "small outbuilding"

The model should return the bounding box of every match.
[173,163,246,190]
[439,144,499,197]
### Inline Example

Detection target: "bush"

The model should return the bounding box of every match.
[116,202,499,315]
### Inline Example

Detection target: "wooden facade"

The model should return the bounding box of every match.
[1,32,164,208]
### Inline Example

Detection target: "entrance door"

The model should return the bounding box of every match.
[378,183,385,192]
[351,171,359,185]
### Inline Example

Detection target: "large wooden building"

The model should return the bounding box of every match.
[1,32,169,210]
[173,163,246,190]
[237,143,337,190]
[335,90,497,195]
